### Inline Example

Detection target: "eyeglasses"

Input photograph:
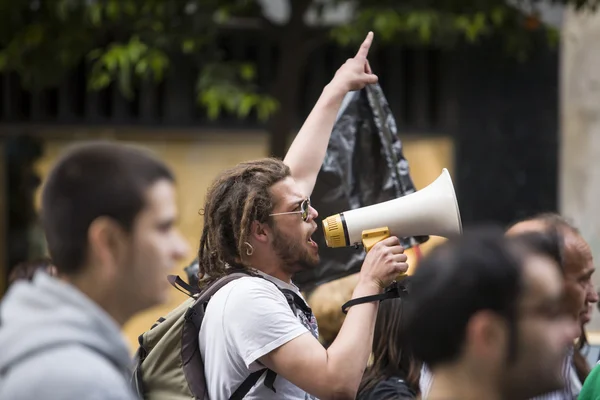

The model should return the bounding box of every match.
[269,197,311,222]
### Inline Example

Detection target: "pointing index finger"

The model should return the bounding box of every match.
[355,31,374,59]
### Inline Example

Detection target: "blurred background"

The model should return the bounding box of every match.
[0,0,598,350]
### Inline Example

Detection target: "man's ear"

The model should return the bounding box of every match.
[465,310,508,360]
[88,216,129,273]
[250,220,270,244]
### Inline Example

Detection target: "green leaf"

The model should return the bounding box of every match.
[182,39,196,54]
[127,36,147,62]
[88,4,103,26]
[239,63,255,81]
[107,0,120,21]
[200,89,222,120]
[238,94,257,118]
[214,9,230,24]
[491,7,506,26]
[257,97,279,122]
[88,72,111,91]
[148,50,168,81]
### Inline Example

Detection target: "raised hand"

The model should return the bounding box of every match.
[330,31,379,93]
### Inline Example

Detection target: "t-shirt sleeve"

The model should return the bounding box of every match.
[222,278,309,368]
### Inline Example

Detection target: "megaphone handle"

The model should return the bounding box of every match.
[362,227,407,279]
[362,227,391,252]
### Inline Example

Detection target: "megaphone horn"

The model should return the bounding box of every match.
[322,168,462,252]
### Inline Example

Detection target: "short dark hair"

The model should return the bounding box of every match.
[404,225,560,369]
[41,141,174,275]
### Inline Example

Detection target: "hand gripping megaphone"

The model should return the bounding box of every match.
[322,168,462,253]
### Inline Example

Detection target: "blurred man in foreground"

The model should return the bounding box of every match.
[406,227,578,400]
[0,142,189,400]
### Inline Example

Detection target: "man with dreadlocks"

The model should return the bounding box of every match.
[198,32,408,400]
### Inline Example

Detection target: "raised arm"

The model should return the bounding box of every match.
[284,32,378,196]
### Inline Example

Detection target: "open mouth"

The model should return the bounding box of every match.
[307,230,318,248]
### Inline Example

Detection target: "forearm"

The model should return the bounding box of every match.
[323,281,382,397]
[284,83,347,195]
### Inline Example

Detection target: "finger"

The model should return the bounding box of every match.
[380,236,401,246]
[394,262,409,274]
[393,253,408,263]
[389,244,405,254]
[364,73,378,84]
[365,60,372,74]
[355,31,374,59]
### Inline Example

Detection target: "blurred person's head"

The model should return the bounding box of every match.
[359,291,421,398]
[507,213,597,382]
[405,226,577,400]
[8,258,57,286]
[507,213,597,326]
[41,141,189,325]
[198,158,320,284]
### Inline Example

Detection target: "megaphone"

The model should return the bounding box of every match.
[322,168,462,252]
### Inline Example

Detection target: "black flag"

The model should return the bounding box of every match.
[293,83,427,292]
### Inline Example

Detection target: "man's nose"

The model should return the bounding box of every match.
[588,284,599,303]
[174,231,190,259]
[309,205,319,220]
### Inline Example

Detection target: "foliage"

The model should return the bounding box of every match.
[0,0,598,121]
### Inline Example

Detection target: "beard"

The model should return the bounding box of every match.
[272,226,319,273]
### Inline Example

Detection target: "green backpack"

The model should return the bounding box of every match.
[131,270,308,400]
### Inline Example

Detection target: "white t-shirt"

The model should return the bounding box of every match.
[199,273,319,400]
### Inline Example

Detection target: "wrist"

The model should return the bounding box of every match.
[322,82,348,103]
[354,278,385,297]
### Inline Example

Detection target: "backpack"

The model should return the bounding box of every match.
[131,270,312,400]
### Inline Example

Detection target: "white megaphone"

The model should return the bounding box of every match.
[322,168,462,253]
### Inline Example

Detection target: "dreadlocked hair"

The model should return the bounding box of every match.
[198,158,291,287]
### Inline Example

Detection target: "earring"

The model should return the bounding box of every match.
[244,242,254,256]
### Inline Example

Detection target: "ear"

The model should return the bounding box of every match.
[465,310,508,361]
[249,220,271,244]
[88,216,130,272]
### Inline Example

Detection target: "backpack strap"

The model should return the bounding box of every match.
[167,274,200,297]
[264,369,278,392]
[279,288,313,320]
[230,369,269,400]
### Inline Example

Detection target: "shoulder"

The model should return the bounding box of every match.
[212,276,288,310]
[1,345,134,400]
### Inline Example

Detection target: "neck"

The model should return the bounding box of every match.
[61,271,131,327]
[427,364,501,400]
[245,255,293,284]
